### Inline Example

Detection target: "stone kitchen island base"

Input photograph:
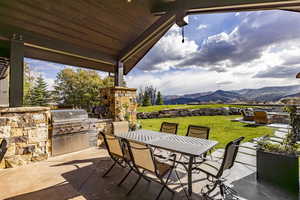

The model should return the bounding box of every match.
[0,107,50,168]
[0,107,112,169]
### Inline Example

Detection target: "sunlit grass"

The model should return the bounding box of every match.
[140,115,275,149]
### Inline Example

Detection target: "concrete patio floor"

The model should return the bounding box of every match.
[0,145,298,200]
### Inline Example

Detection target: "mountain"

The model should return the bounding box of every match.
[164,85,300,104]
[233,85,300,101]
[196,90,246,103]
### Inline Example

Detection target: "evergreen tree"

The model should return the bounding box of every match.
[156,91,164,105]
[142,92,151,106]
[23,63,35,105]
[30,75,50,106]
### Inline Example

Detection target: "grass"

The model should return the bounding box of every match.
[140,115,275,149]
[137,104,251,113]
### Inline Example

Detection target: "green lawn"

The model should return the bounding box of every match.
[137,104,251,113]
[140,115,274,149]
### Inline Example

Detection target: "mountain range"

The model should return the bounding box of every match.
[164,85,300,104]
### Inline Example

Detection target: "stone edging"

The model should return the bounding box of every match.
[137,107,241,119]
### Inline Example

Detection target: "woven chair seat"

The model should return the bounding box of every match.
[197,160,222,177]
[156,161,173,177]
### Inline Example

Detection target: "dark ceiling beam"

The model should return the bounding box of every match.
[152,0,300,15]
[0,23,117,67]
[25,46,115,73]
[118,12,176,63]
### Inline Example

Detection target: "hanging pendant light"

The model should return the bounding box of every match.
[297,72,300,78]
[182,26,185,43]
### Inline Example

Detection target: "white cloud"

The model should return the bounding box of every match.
[136,25,198,71]
[197,24,208,30]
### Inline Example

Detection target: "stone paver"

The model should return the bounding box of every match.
[0,143,297,200]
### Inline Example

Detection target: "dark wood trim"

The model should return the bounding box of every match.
[25,47,115,73]
[114,61,124,87]
[9,35,24,107]
[0,23,116,66]
[118,13,175,63]
[152,0,300,15]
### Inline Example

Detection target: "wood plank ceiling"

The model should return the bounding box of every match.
[0,0,300,74]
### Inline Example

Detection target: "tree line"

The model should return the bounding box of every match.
[24,63,164,109]
[137,85,164,106]
[23,63,114,110]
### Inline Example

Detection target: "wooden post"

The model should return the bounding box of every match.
[9,34,24,107]
[114,61,124,87]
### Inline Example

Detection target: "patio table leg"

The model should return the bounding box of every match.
[188,156,193,198]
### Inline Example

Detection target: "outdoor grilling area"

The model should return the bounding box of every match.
[1,1,300,200]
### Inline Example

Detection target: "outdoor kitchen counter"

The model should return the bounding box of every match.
[0,106,50,114]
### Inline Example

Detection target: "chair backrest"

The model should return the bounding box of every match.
[254,111,268,124]
[100,132,124,159]
[217,137,244,177]
[186,125,210,139]
[0,139,8,162]
[160,122,178,135]
[112,121,129,135]
[126,140,156,173]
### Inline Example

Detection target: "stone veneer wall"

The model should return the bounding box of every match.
[137,107,241,119]
[0,107,50,168]
[99,87,137,126]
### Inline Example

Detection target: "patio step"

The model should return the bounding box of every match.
[238,147,256,156]
[267,123,291,129]
[239,142,257,150]
[277,128,289,133]
[274,131,287,138]
[269,137,283,143]
[212,148,257,168]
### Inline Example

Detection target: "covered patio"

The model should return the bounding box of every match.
[1,0,300,199]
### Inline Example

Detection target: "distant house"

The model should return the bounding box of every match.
[0,76,9,107]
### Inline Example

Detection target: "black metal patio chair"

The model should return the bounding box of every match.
[160,122,178,135]
[124,139,177,200]
[100,132,134,185]
[195,136,245,199]
[112,121,129,135]
[186,125,210,158]
[0,139,8,163]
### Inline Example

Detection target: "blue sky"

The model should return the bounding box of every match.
[26,10,300,95]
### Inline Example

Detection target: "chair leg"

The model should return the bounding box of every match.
[118,168,133,186]
[155,185,166,200]
[156,169,174,200]
[126,175,142,196]
[102,161,117,177]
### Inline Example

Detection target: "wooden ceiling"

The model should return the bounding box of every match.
[0,0,300,74]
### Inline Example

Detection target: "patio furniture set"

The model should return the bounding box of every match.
[100,121,244,200]
[241,108,290,125]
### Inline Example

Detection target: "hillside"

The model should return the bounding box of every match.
[164,85,300,104]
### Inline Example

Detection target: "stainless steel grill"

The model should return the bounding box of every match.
[50,109,101,156]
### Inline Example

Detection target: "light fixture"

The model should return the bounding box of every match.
[297,72,300,78]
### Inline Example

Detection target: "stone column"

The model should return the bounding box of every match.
[0,107,50,168]
[99,87,137,126]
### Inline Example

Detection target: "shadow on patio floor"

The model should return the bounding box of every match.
[3,152,188,200]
